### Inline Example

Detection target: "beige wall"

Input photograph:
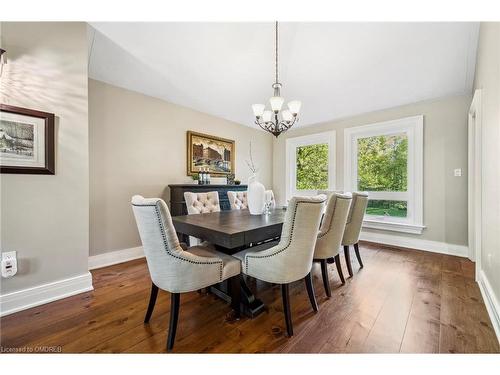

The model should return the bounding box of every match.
[0,23,89,294]
[89,79,273,256]
[273,95,471,246]
[473,23,500,307]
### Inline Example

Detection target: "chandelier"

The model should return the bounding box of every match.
[252,22,301,137]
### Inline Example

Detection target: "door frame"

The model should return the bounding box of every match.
[468,89,482,279]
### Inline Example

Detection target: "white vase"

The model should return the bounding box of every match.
[247,174,265,215]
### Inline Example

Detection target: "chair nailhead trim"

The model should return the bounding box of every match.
[245,199,325,274]
[132,202,223,280]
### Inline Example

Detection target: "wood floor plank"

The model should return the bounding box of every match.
[360,254,417,353]
[1,244,498,353]
[295,248,399,353]
[400,258,442,353]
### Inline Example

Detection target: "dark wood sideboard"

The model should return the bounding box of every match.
[168,184,248,216]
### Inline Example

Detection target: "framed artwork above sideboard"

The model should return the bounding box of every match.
[186,131,235,177]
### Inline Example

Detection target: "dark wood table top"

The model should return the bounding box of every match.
[172,208,286,251]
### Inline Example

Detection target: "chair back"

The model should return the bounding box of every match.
[342,192,369,246]
[184,191,221,214]
[132,195,228,293]
[314,193,352,259]
[131,195,183,290]
[273,195,326,281]
[227,191,248,210]
[317,189,344,199]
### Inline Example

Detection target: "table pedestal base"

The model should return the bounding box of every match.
[208,277,265,318]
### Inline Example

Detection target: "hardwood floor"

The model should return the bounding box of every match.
[1,242,498,353]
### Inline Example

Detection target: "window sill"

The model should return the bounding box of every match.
[362,219,426,234]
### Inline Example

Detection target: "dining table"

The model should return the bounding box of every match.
[171,207,287,317]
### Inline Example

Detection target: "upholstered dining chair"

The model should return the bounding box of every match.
[313,193,352,297]
[131,195,241,351]
[341,192,369,277]
[233,195,326,337]
[184,191,221,214]
[184,191,221,245]
[227,191,248,210]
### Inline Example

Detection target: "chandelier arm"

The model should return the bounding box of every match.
[256,118,284,136]
[255,119,276,133]
[279,116,298,132]
[256,122,268,133]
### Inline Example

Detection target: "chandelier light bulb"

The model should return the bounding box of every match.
[287,100,302,115]
[269,96,284,112]
[252,104,266,117]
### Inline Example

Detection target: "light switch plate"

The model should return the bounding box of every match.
[454,168,462,177]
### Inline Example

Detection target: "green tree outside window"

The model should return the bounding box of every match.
[357,134,408,217]
[357,134,408,192]
[296,144,329,190]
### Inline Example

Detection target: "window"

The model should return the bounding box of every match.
[286,131,335,201]
[344,116,424,234]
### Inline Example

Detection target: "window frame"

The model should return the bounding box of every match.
[286,131,336,202]
[344,116,425,234]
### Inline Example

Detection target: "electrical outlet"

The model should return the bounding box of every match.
[454,168,462,177]
[1,251,18,278]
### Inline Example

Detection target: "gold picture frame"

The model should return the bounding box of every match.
[186,131,235,177]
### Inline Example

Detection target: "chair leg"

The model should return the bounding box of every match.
[144,283,159,323]
[354,242,364,268]
[167,293,180,351]
[334,255,345,284]
[304,272,319,312]
[281,284,293,337]
[228,274,241,319]
[320,259,332,297]
[344,245,353,277]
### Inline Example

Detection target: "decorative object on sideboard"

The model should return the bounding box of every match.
[186,131,235,177]
[198,167,211,185]
[251,21,302,137]
[226,173,235,185]
[0,104,55,174]
[264,190,274,214]
[234,179,241,185]
[246,141,265,215]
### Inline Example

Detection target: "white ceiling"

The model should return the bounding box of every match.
[88,22,479,128]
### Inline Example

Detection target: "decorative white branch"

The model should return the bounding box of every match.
[246,141,258,174]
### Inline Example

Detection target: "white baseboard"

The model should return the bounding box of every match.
[0,272,93,317]
[360,231,468,257]
[477,270,500,344]
[88,246,144,270]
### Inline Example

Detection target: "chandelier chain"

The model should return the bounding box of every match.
[275,21,279,84]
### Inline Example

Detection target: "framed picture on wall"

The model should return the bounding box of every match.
[0,104,55,174]
[187,131,235,177]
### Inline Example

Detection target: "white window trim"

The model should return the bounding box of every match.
[286,131,336,202]
[344,116,425,234]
